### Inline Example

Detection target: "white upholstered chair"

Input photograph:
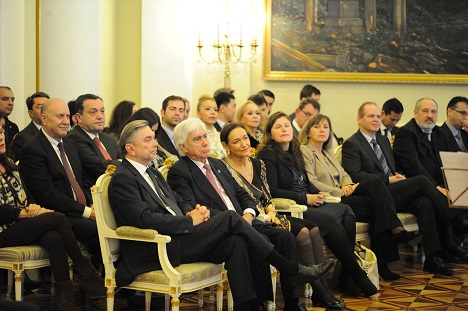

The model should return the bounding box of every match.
[0,245,50,301]
[91,170,226,311]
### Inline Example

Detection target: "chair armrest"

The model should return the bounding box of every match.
[113,226,171,244]
[271,198,307,219]
[113,226,180,277]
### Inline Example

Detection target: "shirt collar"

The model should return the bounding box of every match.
[42,129,62,147]
[360,130,376,144]
[161,124,174,139]
[32,121,42,130]
[80,126,99,140]
[444,121,459,137]
[216,119,226,129]
[189,157,210,171]
[126,157,149,176]
[292,119,301,133]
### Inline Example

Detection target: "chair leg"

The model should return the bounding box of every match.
[170,296,180,311]
[227,283,233,311]
[107,288,115,311]
[209,285,215,303]
[198,288,204,307]
[216,283,224,311]
[7,270,13,300]
[165,294,170,311]
[145,292,152,311]
[14,271,23,301]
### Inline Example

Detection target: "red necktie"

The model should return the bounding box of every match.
[93,136,112,160]
[58,142,87,205]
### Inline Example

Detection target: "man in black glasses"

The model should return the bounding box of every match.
[441,96,468,153]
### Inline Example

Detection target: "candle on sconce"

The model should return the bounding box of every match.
[240,23,243,41]
[217,22,220,42]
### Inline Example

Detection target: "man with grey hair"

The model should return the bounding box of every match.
[109,119,333,311]
[19,98,101,261]
[393,98,452,188]
[168,118,333,311]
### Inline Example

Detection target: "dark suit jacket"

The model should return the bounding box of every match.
[167,156,257,216]
[441,122,468,152]
[257,146,320,205]
[342,130,396,185]
[214,121,222,132]
[19,130,91,217]
[67,126,122,188]
[156,128,179,158]
[5,117,19,158]
[10,121,40,161]
[393,118,452,186]
[109,158,192,286]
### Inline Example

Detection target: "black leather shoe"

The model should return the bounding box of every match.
[448,246,468,262]
[312,297,346,310]
[423,256,453,276]
[392,230,422,246]
[283,302,307,311]
[291,259,335,285]
[23,274,42,291]
[439,251,460,263]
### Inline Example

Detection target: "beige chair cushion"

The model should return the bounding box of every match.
[135,263,223,285]
[356,222,369,237]
[398,213,417,227]
[0,245,49,262]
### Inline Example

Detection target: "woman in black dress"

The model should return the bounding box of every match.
[220,123,345,309]
[257,112,377,297]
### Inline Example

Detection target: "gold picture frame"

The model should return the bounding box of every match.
[264,0,468,84]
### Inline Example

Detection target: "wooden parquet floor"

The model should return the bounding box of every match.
[4,245,468,311]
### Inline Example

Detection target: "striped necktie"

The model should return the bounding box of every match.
[370,138,392,176]
[455,132,467,152]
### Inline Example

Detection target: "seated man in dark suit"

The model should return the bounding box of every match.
[109,120,333,311]
[380,98,404,142]
[19,98,101,261]
[342,102,466,274]
[441,96,468,153]
[11,91,49,161]
[167,118,328,311]
[67,93,122,189]
[393,98,453,189]
[156,95,185,158]
[0,86,19,157]
[213,92,236,131]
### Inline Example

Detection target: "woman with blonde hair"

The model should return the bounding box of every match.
[236,100,264,150]
[196,94,226,159]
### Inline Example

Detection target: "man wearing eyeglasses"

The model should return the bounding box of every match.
[292,98,320,137]
[441,96,468,153]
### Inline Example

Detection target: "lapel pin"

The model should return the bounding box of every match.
[217,170,221,173]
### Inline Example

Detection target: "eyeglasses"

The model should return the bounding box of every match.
[453,109,468,117]
[301,110,314,117]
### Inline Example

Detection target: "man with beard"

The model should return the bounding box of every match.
[393,98,452,188]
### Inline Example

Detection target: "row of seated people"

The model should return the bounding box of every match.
[0,93,341,310]
[1,86,467,310]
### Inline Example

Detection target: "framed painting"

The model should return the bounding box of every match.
[264,0,468,83]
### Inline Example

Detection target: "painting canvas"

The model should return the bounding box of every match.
[264,0,468,83]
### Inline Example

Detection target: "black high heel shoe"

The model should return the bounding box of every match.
[339,271,362,296]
